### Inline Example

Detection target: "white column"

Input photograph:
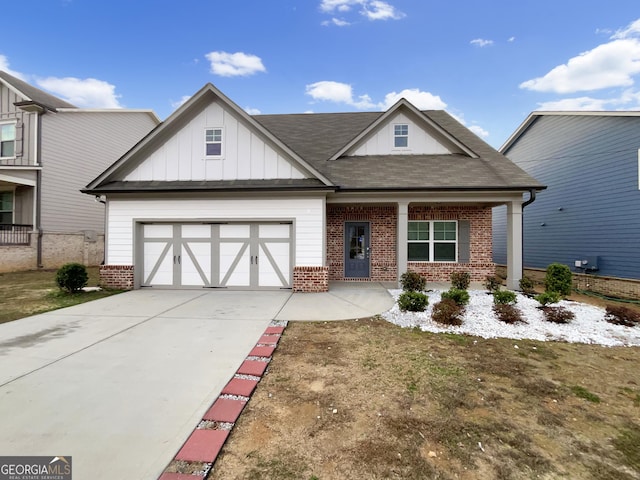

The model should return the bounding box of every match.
[397,201,409,284]
[506,200,523,290]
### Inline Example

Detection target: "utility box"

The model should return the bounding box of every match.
[573,256,599,272]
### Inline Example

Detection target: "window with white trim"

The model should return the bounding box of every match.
[0,122,16,158]
[0,191,13,224]
[205,128,223,157]
[394,124,408,148]
[408,221,457,262]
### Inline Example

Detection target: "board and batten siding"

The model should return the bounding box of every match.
[0,83,36,165]
[123,101,307,182]
[40,111,158,233]
[351,111,453,156]
[106,196,325,267]
[493,114,640,280]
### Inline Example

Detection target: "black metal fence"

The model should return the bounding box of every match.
[0,224,32,245]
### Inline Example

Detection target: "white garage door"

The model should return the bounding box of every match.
[140,222,291,289]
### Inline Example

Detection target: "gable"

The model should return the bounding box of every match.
[0,81,26,115]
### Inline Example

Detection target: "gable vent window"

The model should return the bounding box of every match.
[0,122,16,158]
[394,124,408,148]
[205,128,223,157]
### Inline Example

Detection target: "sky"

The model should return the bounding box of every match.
[2,0,640,148]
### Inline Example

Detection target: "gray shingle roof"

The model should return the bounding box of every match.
[0,70,76,110]
[254,110,543,190]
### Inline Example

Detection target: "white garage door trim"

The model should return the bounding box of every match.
[139,222,292,289]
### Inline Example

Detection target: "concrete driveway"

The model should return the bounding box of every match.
[0,289,291,480]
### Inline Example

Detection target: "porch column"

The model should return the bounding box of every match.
[397,201,409,283]
[506,200,523,290]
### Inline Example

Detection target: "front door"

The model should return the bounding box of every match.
[344,222,370,278]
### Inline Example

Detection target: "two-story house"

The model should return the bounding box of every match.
[0,71,159,272]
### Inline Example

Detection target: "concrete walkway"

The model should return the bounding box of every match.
[0,283,395,480]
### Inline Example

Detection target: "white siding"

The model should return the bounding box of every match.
[123,101,308,182]
[352,112,452,156]
[40,111,158,233]
[106,196,325,266]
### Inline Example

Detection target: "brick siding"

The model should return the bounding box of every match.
[292,266,329,292]
[100,265,135,290]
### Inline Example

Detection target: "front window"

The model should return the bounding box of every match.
[0,191,13,224]
[205,128,223,157]
[0,123,16,158]
[394,124,408,148]
[408,221,457,262]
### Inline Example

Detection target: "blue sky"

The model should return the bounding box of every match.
[2,0,640,147]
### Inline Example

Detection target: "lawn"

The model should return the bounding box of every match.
[0,267,121,324]
[209,318,640,480]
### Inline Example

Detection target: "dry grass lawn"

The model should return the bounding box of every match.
[209,318,640,480]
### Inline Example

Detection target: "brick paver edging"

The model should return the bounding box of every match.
[158,323,286,479]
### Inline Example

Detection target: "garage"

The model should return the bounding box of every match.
[140,222,292,289]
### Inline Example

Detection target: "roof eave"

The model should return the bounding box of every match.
[82,185,337,195]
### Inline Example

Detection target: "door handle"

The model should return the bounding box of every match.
[255,255,258,264]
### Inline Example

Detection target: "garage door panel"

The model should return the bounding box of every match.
[182,242,211,286]
[220,224,250,238]
[220,242,251,287]
[259,242,290,287]
[143,242,173,285]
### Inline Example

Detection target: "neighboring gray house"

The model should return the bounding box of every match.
[0,71,159,271]
[84,83,543,292]
[493,111,640,280]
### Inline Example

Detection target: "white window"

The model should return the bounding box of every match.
[408,221,457,262]
[205,128,223,157]
[0,122,16,158]
[394,124,408,148]
[0,191,13,225]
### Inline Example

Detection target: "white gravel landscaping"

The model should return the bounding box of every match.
[382,289,640,347]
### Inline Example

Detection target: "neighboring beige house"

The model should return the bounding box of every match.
[0,71,159,272]
[85,83,543,292]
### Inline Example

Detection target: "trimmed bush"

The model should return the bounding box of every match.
[451,271,471,290]
[535,291,561,306]
[519,276,536,296]
[441,288,470,307]
[431,298,464,326]
[400,271,426,292]
[541,306,575,324]
[604,305,640,327]
[56,263,89,293]
[484,275,502,293]
[493,304,524,324]
[398,291,429,312]
[544,263,572,296]
[493,290,517,305]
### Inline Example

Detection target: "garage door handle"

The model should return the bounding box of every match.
[255,255,258,265]
[173,255,181,264]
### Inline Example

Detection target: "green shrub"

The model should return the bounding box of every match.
[400,271,426,292]
[398,291,429,312]
[484,275,502,293]
[535,291,561,306]
[544,263,572,296]
[431,298,464,326]
[493,290,517,305]
[519,276,536,296]
[541,306,575,324]
[604,305,640,327]
[441,288,470,306]
[55,263,89,293]
[493,304,524,324]
[450,271,471,290]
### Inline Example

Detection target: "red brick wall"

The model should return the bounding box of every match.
[292,266,329,292]
[327,205,398,282]
[100,265,135,290]
[408,206,495,282]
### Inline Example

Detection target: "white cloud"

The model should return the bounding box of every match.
[171,95,191,109]
[378,88,447,110]
[305,81,375,109]
[468,125,490,138]
[470,38,494,47]
[0,55,25,79]
[508,36,516,43]
[245,106,261,115]
[205,51,266,77]
[36,76,122,108]
[319,0,404,23]
[611,18,640,40]
[536,89,640,111]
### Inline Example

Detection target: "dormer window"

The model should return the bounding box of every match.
[0,122,16,158]
[205,128,223,157]
[394,124,408,148]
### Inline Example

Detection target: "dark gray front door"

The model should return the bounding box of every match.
[344,222,370,278]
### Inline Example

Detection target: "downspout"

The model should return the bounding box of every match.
[35,112,43,269]
[520,189,537,280]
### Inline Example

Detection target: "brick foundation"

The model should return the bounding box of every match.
[292,266,329,292]
[100,265,135,290]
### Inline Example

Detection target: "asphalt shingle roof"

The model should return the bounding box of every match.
[0,70,76,110]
